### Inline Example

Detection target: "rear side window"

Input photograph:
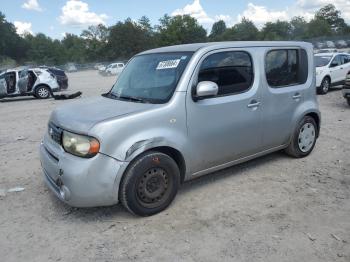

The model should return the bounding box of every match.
[198,51,253,96]
[265,49,308,88]
[342,55,350,64]
[48,68,66,76]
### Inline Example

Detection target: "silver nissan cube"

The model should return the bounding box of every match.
[40,41,321,216]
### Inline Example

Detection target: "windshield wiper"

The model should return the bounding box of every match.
[117,95,146,103]
[104,92,150,103]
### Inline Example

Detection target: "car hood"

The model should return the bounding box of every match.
[50,96,158,133]
[316,65,327,71]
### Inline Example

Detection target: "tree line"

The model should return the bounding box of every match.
[0,4,349,67]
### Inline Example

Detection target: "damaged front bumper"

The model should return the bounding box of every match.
[39,133,128,207]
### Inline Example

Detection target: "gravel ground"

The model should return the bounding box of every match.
[0,70,349,262]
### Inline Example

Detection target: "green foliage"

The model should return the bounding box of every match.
[261,20,292,40]
[209,20,227,41]
[0,11,28,62]
[156,15,207,46]
[306,18,333,38]
[290,16,308,40]
[0,4,350,66]
[315,4,349,34]
[81,24,109,61]
[106,18,155,60]
[223,18,259,41]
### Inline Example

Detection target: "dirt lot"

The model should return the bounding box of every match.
[0,70,349,262]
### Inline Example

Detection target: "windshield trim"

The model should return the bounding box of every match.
[106,51,194,104]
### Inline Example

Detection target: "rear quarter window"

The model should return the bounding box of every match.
[265,49,308,88]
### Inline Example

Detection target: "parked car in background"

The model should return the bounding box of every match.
[47,68,68,90]
[40,41,320,216]
[66,63,77,72]
[315,42,326,49]
[343,73,350,106]
[39,66,68,90]
[102,62,125,76]
[315,52,350,94]
[326,41,336,48]
[335,40,348,49]
[94,63,107,70]
[316,48,337,54]
[0,67,63,99]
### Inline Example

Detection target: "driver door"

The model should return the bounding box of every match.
[186,49,262,174]
[330,55,344,84]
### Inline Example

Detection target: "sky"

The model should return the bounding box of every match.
[1,0,350,39]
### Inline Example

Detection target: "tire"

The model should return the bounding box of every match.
[34,85,51,99]
[317,77,330,95]
[119,151,180,216]
[285,116,317,158]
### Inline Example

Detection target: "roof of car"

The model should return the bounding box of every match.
[140,41,312,55]
[315,52,349,56]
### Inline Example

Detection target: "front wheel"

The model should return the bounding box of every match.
[317,77,330,95]
[119,151,180,216]
[285,116,317,158]
[35,86,51,99]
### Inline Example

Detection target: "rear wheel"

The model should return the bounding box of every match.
[119,151,180,216]
[35,85,50,99]
[285,116,317,158]
[317,77,330,95]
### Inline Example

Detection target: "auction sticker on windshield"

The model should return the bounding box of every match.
[156,59,181,70]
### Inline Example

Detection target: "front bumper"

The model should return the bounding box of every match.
[39,133,128,207]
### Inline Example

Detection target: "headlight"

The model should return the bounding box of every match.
[62,131,100,158]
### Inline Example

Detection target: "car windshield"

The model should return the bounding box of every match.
[315,55,332,67]
[108,52,193,103]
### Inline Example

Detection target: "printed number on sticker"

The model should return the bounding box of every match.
[157,59,181,70]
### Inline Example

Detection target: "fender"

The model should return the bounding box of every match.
[290,99,321,143]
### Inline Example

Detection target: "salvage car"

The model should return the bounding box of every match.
[315,52,350,94]
[39,66,68,90]
[343,73,350,106]
[40,41,321,216]
[100,62,125,76]
[0,68,64,99]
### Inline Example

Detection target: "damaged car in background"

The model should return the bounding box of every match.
[0,67,68,99]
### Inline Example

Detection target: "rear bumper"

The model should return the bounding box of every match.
[39,134,129,207]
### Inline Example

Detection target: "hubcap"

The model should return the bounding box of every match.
[322,79,329,93]
[136,167,171,208]
[298,123,316,153]
[38,87,49,98]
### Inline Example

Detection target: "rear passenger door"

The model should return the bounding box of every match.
[186,49,263,174]
[341,55,350,81]
[329,55,344,84]
[261,48,309,149]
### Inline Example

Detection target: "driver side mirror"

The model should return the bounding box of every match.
[194,81,219,101]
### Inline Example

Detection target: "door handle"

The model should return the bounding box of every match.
[247,100,261,108]
[293,93,302,100]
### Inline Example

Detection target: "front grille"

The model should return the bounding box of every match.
[48,122,62,144]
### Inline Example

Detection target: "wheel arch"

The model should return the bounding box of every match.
[125,145,187,184]
[34,83,52,93]
[323,75,331,83]
[305,112,320,138]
